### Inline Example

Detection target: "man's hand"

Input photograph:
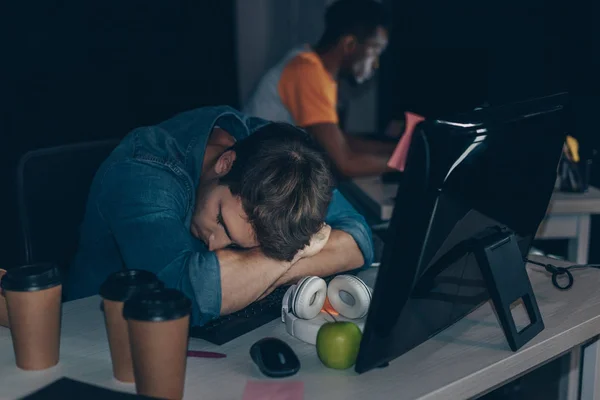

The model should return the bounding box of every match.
[306,123,395,177]
[220,225,334,311]
[257,224,332,300]
[257,228,363,300]
[290,224,332,265]
[346,136,397,157]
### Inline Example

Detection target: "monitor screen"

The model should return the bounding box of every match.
[355,93,569,373]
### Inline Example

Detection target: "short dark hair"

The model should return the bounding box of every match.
[318,0,388,49]
[220,122,334,262]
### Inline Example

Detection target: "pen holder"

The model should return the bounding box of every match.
[558,157,592,193]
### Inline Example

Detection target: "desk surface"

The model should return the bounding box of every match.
[1,259,600,399]
[548,187,600,214]
[340,177,600,224]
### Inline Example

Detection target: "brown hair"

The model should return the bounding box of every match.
[220,122,334,261]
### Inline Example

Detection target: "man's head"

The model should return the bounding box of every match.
[191,123,334,261]
[318,0,389,85]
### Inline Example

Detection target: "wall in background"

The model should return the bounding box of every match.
[236,0,326,106]
[5,1,238,155]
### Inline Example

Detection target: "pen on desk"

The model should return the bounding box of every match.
[187,350,227,359]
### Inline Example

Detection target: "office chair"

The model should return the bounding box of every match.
[15,139,119,275]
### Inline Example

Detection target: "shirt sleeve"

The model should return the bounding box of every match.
[278,59,339,127]
[97,159,221,326]
[324,189,374,270]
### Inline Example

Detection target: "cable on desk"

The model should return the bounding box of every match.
[525,258,600,290]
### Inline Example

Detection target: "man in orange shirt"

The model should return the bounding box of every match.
[244,0,397,178]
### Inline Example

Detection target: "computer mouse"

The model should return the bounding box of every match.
[250,337,300,378]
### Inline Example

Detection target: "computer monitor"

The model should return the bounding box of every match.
[355,93,570,374]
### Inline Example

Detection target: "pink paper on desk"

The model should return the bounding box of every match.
[387,111,425,172]
[242,380,304,400]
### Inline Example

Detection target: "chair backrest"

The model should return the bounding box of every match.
[16,139,120,274]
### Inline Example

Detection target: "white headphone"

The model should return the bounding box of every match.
[281,275,372,345]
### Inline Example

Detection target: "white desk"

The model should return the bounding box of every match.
[537,189,600,264]
[1,259,600,400]
[340,177,600,264]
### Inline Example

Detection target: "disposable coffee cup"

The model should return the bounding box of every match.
[124,288,192,400]
[99,269,163,383]
[1,264,62,370]
[0,269,9,327]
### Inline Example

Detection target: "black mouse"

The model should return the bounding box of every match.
[250,337,300,378]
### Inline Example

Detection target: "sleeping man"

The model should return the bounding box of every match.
[67,106,374,326]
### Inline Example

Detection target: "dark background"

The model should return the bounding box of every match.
[2,0,599,265]
[2,1,238,267]
[379,0,597,121]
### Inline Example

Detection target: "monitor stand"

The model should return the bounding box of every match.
[473,230,545,351]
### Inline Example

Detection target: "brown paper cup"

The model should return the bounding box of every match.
[99,269,163,383]
[0,269,8,328]
[103,299,134,383]
[5,284,62,370]
[128,315,190,400]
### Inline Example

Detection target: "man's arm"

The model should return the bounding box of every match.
[260,189,374,298]
[0,269,7,327]
[259,229,363,299]
[216,248,291,314]
[279,229,363,284]
[306,123,395,177]
[278,61,394,177]
[98,160,293,325]
[346,135,397,156]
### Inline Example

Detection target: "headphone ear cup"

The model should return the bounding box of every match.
[327,275,371,319]
[292,276,327,320]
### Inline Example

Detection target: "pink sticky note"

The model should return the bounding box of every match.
[242,380,304,400]
[387,111,426,172]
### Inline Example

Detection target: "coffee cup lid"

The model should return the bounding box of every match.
[99,269,163,302]
[123,288,192,322]
[1,264,61,292]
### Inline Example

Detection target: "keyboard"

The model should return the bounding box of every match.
[189,286,288,345]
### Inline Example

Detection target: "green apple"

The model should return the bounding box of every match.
[316,321,362,369]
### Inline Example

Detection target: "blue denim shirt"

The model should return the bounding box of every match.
[67,106,374,326]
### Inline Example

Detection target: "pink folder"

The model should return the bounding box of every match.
[387,112,425,172]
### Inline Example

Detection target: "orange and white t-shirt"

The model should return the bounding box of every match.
[243,46,338,127]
